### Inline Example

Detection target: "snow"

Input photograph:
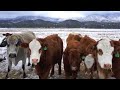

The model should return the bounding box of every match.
[0,28,119,79]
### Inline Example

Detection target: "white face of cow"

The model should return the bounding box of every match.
[97,38,114,69]
[29,39,42,65]
[84,54,94,69]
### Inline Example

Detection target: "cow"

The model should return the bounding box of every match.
[78,35,97,79]
[0,33,34,67]
[21,34,63,79]
[5,31,36,79]
[95,38,114,79]
[111,40,120,79]
[63,33,83,79]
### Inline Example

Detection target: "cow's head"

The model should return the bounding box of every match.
[3,33,12,37]
[6,35,22,58]
[28,38,46,65]
[0,33,12,47]
[96,38,114,70]
[68,49,81,71]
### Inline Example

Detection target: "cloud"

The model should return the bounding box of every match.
[34,11,85,18]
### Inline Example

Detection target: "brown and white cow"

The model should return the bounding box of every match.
[21,34,63,79]
[78,35,97,79]
[95,38,114,79]
[63,34,82,79]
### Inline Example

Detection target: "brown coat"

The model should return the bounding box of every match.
[112,40,120,79]
[35,34,63,79]
[64,35,82,79]
[66,33,82,43]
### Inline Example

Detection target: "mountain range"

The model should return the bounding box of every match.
[1,13,120,28]
[1,12,120,22]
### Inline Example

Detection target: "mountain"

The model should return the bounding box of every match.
[1,12,120,23]
[76,13,120,22]
[0,19,120,28]
[11,16,64,23]
[0,14,120,28]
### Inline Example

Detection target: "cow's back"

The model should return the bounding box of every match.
[19,31,36,43]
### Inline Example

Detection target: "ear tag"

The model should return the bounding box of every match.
[115,52,120,58]
[43,46,47,51]
[82,56,85,60]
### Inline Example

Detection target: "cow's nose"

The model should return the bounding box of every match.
[71,66,77,71]
[32,59,38,64]
[9,53,16,58]
[104,64,112,69]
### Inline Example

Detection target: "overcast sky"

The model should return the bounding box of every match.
[0,11,120,19]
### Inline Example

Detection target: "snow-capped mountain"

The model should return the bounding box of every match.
[11,16,64,22]
[78,14,106,22]
[0,16,65,23]
[76,13,120,22]
[0,12,120,23]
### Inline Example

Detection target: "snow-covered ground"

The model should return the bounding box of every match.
[0,28,119,79]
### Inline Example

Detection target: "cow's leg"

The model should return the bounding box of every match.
[32,63,34,68]
[27,57,31,66]
[63,54,71,79]
[5,60,12,79]
[42,66,52,79]
[90,69,93,79]
[39,76,41,79]
[58,61,61,75]
[64,65,72,79]
[50,65,54,77]
[90,65,95,79]
[22,64,26,78]
[22,59,27,78]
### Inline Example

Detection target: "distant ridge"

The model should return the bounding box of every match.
[0,14,120,28]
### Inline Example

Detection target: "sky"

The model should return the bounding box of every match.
[0,11,120,19]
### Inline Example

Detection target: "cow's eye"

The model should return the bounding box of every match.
[29,49,31,54]
[39,48,42,53]
[98,49,103,55]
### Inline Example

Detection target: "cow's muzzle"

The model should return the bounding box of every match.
[32,59,38,65]
[71,66,77,71]
[104,64,112,69]
[9,53,16,58]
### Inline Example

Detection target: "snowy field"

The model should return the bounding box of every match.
[0,28,120,79]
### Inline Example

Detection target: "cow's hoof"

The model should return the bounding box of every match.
[4,57,6,60]
[5,76,8,79]
[23,74,27,78]
[5,77,8,79]
[28,63,31,66]
[39,76,41,79]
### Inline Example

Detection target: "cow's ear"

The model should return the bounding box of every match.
[21,43,29,48]
[2,34,6,36]
[110,41,114,47]
[2,33,12,36]
[38,38,45,45]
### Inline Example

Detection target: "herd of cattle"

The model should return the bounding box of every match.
[0,31,120,79]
